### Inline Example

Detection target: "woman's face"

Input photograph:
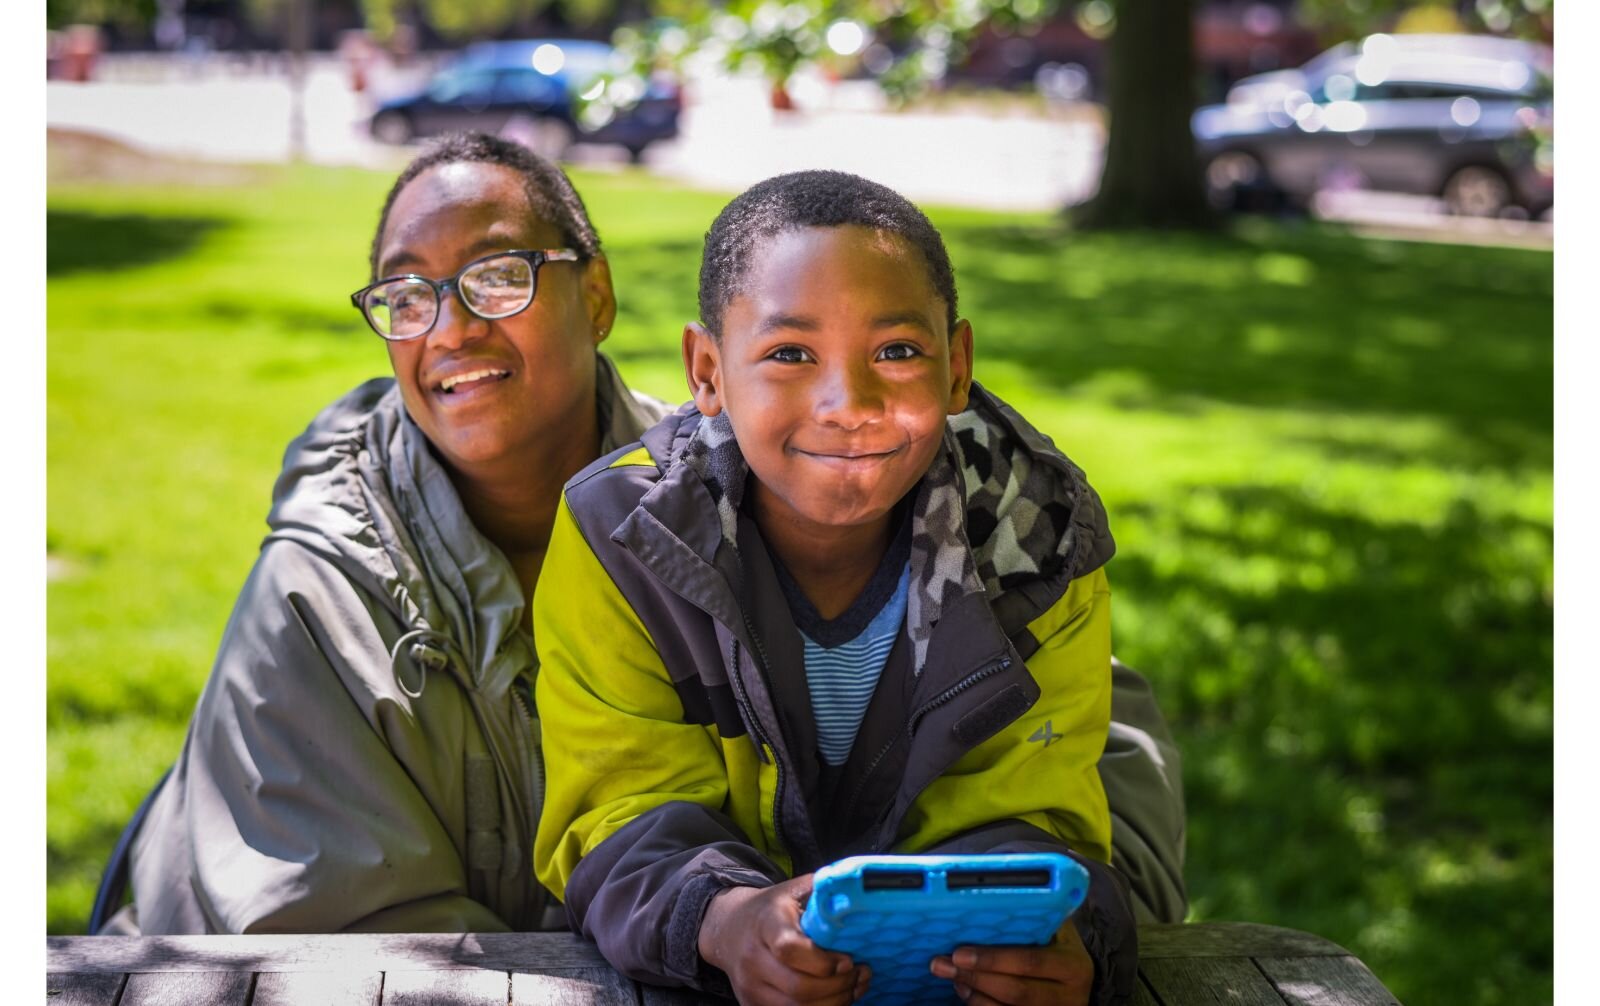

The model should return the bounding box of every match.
[373,161,613,475]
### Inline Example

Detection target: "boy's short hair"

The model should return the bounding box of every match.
[698,170,958,338]
[369,131,602,280]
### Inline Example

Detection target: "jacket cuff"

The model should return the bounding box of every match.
[1068,854,1139,1006]
[665,867,775,995]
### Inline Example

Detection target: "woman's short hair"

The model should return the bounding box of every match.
[369,131,602,280]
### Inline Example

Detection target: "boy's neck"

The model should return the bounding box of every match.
[751,484,900,622]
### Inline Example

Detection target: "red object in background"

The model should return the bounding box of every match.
[56,24,103,82]
[340,29,377,93]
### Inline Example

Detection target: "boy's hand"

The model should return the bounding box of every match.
[697,875,870,1005]
[929,919,1094,1005]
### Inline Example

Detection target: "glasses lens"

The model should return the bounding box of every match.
[461,255,535,319]
[366,279,437,338]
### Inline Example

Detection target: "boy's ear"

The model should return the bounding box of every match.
[579,255,618,345]
[947,318,975,414]
[682,322,724,417]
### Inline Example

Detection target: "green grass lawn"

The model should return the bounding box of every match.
[47,154,1552,1004]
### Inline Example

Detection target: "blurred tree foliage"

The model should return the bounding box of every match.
[46,0,155,30]
[355,0,618,42]
[610,0,1063,105]
[607,0,1210,229]
[1296,0,1553,41]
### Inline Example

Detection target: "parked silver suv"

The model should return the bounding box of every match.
[1193,33,1552,217]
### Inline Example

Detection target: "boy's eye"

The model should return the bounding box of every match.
[878,342,923,362]
[769,346,812,364]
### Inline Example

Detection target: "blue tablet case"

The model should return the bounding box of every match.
[799,852,1089,1005]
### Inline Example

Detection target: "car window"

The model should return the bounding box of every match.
[427,68,498,103]
[495,69,565,105]
[1355,80,1528,102]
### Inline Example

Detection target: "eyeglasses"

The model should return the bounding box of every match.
[350,248,582,341]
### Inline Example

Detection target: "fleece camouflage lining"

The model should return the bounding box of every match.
[675,385,1099,674]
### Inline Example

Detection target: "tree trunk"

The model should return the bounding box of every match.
[1076,0,1214,230]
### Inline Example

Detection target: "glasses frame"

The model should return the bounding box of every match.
[350,248,583,341]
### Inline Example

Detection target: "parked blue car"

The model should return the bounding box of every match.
[369,38,681,161]
[1193,34,1553,217]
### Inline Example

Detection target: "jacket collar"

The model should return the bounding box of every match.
[267,352,664,701]
[615,383,1114,671]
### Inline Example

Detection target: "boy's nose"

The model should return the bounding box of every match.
[814,364,885,429]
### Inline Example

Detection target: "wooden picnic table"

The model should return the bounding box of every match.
[47,922,1400,1005]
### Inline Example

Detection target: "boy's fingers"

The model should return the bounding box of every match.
[952,944,1071,981]
[950,966,1037,1005]
[770,930,847,976]
[764,964,861,1002]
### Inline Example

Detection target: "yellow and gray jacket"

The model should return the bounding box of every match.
[534,385,1141,1003]
[114,355,668,935]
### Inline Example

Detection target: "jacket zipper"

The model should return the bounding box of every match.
[908,657,1012,734]
[729,629,787,858]
[856,657,1013,850]
[508,679,547,923]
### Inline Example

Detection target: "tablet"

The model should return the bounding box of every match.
[799,852,1089,1005]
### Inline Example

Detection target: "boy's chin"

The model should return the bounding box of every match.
[787,490,906,532]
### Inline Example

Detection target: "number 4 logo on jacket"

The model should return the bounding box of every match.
[1028,720,1062,747]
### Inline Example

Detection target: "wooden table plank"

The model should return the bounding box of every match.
[1140,957,1286,1006]
[120,971,253,1006]
[381,969,508,1006]
[1139,924,1350,960]
[252,971,384,1005]
[44,973,125,1006]
[47,933,610,975]
[512,968,638,1005]
[44,923,1402,1006]
[1255,956,1402,1006]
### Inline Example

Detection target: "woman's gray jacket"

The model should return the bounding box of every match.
[110,355,669,934]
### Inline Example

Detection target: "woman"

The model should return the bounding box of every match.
[106,132,669,933]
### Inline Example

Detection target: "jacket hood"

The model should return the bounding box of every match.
[264,354,668,700]
[633,382,1113,671]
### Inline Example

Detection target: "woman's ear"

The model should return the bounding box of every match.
[580,255,618,344]
[947,318,975,414]
[683,322,723,417]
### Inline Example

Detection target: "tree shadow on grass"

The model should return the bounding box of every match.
[48,210,231,278]
[1108,483,1550,1005]
[938,221,1553,463]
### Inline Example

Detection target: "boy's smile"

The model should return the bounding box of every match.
[684,225,973,548]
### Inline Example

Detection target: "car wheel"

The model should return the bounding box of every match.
[371,111,413,146]
[1443,165,1512,218]
[502,115,575,161]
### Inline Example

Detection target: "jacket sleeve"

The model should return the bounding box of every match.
[534,496,786,990]
[903,568,1138,1005]
[128,540,510,935]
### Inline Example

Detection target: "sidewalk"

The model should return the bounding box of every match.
[46,57,1105,212]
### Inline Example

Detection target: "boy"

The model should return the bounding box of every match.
[534,171,1137,1005]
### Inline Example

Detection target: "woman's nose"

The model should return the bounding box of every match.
[427,286,489,350]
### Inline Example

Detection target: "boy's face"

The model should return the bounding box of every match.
[684,225,973,537]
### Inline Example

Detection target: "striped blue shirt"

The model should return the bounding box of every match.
[801,564,910,766]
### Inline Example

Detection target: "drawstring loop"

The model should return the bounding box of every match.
[388,627,464,699]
